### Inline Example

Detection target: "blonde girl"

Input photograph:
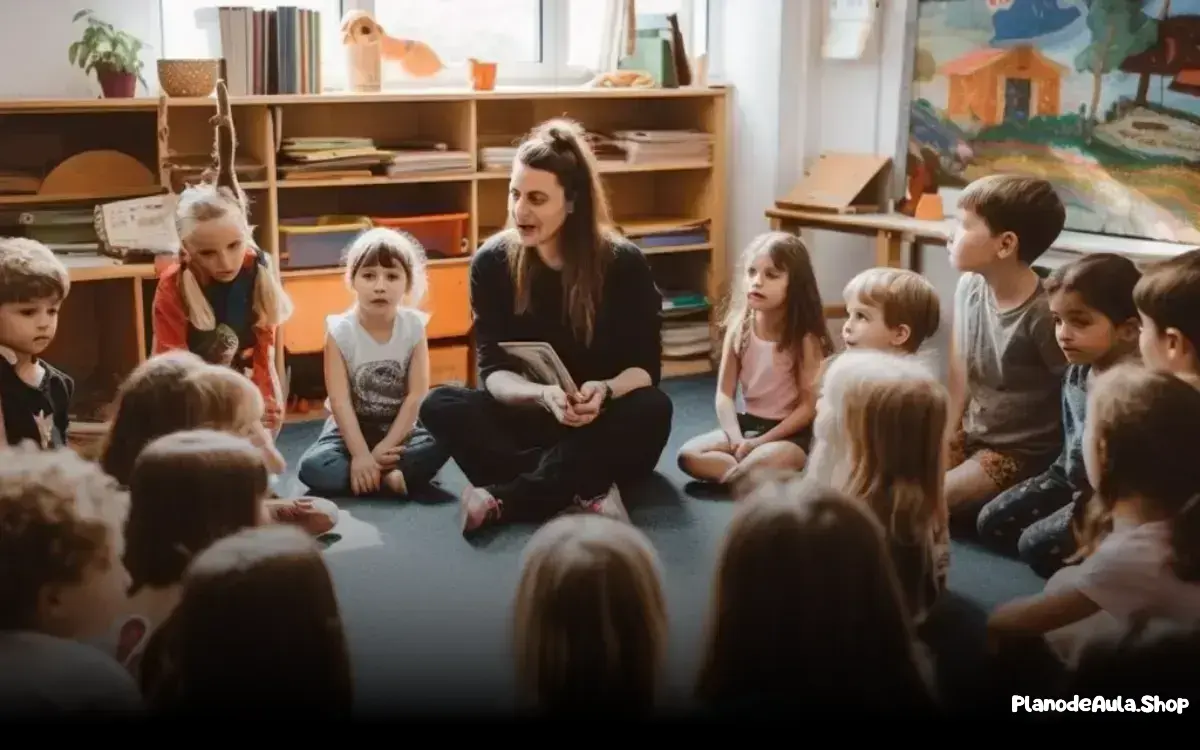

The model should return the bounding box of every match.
[97,352,338,535]
[296,228,449,498]
[988,364,1200,665]
[114,430,271,684]
[151,81,293,432]
[144,525,353,716]
[695,477,938,714]
[677,231,833,487]
[513,512,668,716]
[806,349,950,624]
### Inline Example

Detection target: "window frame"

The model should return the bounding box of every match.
[341,0,708,89]
[160,0,709,92]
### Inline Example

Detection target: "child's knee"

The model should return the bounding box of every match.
[297,449,347,492]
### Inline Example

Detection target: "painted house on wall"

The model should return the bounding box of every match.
[940,45,1066,125]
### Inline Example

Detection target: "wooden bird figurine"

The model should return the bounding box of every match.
[341,10,444,78]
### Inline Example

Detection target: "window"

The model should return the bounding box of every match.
[160,0,710,91]
[160,0,345,88]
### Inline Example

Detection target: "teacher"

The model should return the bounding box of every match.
[419,118,673,536]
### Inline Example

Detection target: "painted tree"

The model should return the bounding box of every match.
[1074,0,1159,121]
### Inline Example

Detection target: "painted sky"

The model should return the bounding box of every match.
[990,0,1082,44]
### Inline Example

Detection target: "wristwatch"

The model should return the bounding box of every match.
[602,381,613,406]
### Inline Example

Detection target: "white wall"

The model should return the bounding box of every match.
[713,0,960,374]
[2,1,163,98]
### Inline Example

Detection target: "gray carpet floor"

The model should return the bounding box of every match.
[274,375,1045,716]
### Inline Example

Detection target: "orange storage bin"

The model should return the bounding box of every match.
[421,261,472,340]
[371,213,469,259]
[281,272,354,354]
[429,343,471,387]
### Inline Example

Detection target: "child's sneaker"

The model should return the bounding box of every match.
[574,484,629,523]
[461,486,503,535]
[267,497,339,536]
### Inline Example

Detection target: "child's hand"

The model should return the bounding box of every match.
[371,443,404,469]
[350,453,382,495]
[733,437,761,461]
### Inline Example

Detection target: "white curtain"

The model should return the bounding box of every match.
[594,0,636,73]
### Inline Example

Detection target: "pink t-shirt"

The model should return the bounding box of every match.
[1044,520,1200,664]
[738,328,800,421]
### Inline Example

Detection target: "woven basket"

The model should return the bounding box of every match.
[158,59,219,97]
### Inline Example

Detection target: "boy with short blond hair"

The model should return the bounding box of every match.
[0,238,74,449]
[841,267,941,354]
[1133,248,1200,388]
[945,174,1069,526]
[0,444,143,716]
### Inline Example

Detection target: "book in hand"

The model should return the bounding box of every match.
[499,341,578,396]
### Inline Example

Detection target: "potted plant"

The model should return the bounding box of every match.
[68,9,149,98]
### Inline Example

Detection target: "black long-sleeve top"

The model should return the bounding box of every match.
[470,234,663,387]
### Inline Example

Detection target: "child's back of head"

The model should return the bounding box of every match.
[1080,363,1200,580]
[513,512,667,716]
[696,477,937,715]
[842,267,941,353]
[123,429,269,597]
[147,524,352,716]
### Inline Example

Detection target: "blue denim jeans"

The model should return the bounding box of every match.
[297,417,450,497]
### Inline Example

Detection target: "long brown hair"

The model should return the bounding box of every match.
[512,513,668,715]
[122,430,269,596]
[722,232,833,368]
[696,477,936,712]
[99,351,209,486]
[147,525,353,715]
[174,80,291,332]
[503,118,615,346]
[1075,364,1200,581]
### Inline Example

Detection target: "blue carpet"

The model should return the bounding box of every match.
[274,376,1044,716]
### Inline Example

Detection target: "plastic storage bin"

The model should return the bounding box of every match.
[370,213,469,259]
[279,215,370,269]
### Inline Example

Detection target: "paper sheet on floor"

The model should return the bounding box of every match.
[319,510,383,554]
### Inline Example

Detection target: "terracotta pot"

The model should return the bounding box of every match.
[96,63,137,98]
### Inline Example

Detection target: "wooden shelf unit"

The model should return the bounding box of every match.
[0,86,728,423]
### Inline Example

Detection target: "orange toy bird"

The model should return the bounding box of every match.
[341,10,444,78]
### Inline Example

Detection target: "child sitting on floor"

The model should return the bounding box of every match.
[0,238,74,450]
[0,445,143,716]
[695,477,938,715]
[115,430,272,685]
[987,365,1200,667]
[976,254,1141,578]
[97,351,337,535]
[152,81,293,434]
[806,349,951,625]
[841,267,941,355]
[677,232,832,487]
[143,525,353,716]
[1134,248,1200,388]
[297,228,449,498]
[945,174,1069,526]
[512,512,668,717]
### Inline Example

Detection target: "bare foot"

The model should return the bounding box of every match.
[460,486,502,535]
[383,469,408,496]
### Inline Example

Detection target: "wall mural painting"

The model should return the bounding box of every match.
[910,0,1200,243]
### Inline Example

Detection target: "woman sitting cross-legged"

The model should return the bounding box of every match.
[418,117,673,536]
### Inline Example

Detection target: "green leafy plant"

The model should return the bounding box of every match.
[68,9,149,91]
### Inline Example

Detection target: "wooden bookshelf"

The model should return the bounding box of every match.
[0,86,728,424]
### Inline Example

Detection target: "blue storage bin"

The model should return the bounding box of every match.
[279,215,370,269]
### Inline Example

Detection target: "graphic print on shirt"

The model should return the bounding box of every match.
[351,358,409,424]
[33,411,53,449]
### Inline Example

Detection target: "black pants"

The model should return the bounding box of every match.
[418,384,673,521]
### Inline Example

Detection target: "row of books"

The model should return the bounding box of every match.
[478,129,712,172]
[218,6,323,96]
[277,137,472,181]
[661,289,711,360]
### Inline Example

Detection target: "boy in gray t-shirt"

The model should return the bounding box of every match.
[945,175,1069,525]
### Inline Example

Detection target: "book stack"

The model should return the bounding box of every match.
[618,218,710,251]
[659,288,712,364]
[613,130,713,164]
[388,148,474,177]
[218,6,322,96]
[479,146,518,172]
[277,137,395,181]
